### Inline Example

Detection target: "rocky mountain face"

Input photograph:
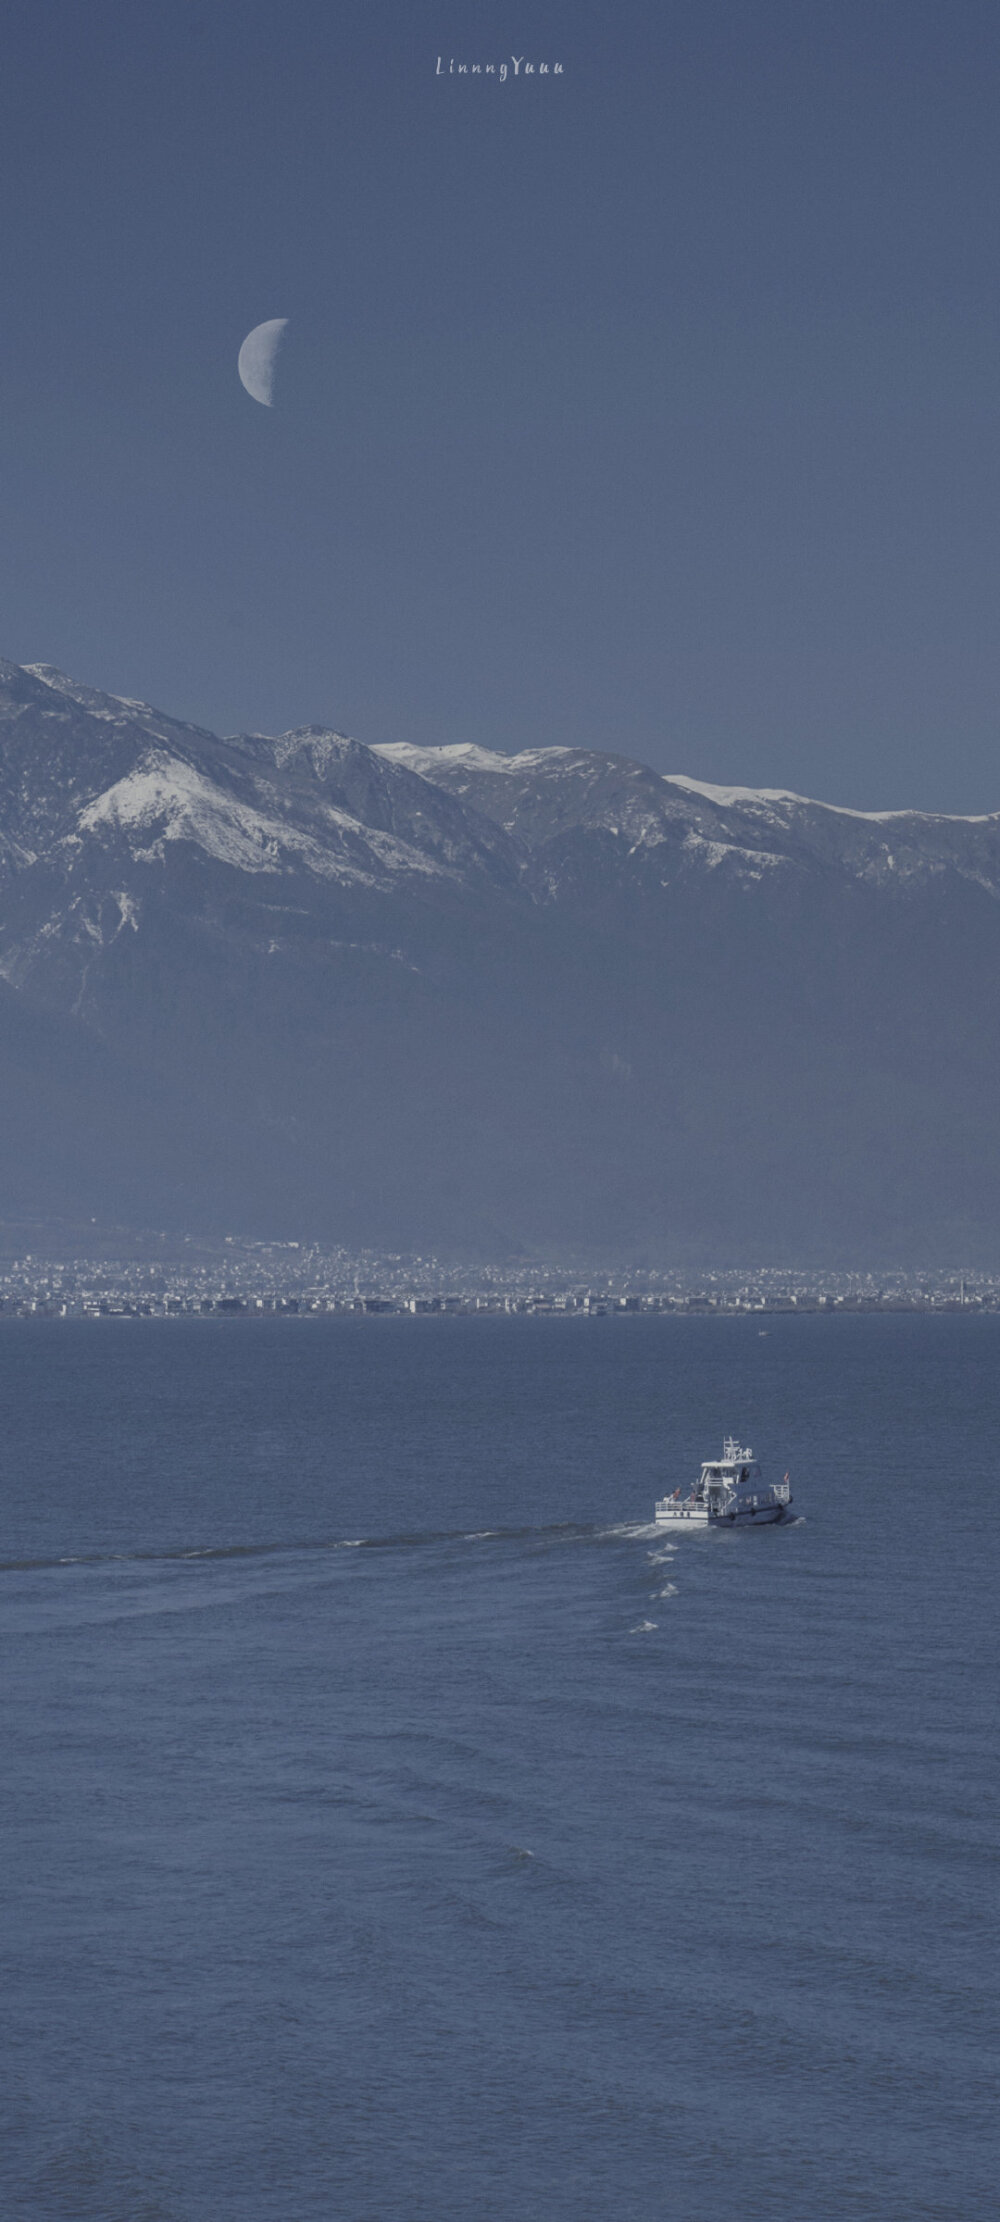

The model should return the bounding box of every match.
[1,657,998,1261]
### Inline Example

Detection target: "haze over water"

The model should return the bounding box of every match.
[3,1313,997,2220]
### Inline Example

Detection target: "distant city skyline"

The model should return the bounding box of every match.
[2,2,1000,811]
[1,1234,995,1315]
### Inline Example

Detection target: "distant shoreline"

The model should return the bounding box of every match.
[2,1300,996,1323]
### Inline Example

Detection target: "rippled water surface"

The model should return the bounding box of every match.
[2,1314,998,2219]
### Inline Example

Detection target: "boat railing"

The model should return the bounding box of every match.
[738,1476,790,1502]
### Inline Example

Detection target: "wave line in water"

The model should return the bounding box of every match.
[0,1519,632,1578]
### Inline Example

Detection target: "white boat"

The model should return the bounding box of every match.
[654,1437,793,1527]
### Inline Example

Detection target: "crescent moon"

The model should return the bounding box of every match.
[237,319,288,407]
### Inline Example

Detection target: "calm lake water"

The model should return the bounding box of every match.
[2,1314,998,2220]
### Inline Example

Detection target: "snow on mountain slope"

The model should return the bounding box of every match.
[374,741,776,870]
[660,773,1000,890]
[0,667,513,894]
[75,750,454,884]
[22,662,222,749]
[375,740,1000,895]
[237,727,521,884]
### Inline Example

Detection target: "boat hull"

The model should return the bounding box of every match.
[716,1502,793,1526]
[654,1499,794,1529]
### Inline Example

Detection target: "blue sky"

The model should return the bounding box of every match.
[2,0,999,807]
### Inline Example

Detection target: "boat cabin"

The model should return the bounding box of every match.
[698,1438,758,1508]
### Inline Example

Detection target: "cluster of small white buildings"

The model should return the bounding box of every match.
[0,1244,995,1318]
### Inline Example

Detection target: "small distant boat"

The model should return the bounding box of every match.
[654,1437,793,1527]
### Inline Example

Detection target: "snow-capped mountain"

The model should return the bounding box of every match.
[0,660,516,899]
[1,658,998,1261]
[375,738,1000,895]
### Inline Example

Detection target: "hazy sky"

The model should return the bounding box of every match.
[2,0,1000,808]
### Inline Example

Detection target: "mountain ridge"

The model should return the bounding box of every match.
[0,658,997,1263]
